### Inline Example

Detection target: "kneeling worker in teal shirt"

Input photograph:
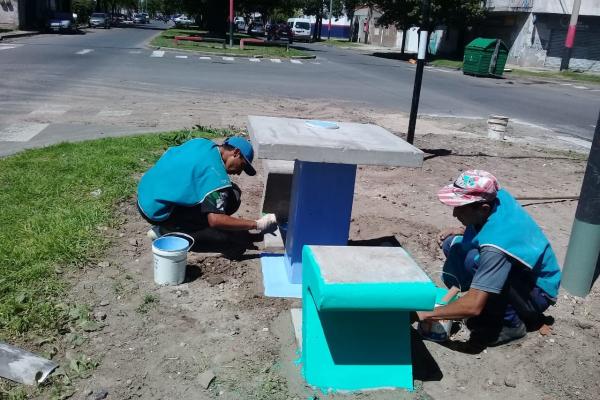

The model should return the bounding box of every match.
[137,136,277,251]
[418,170,561,346]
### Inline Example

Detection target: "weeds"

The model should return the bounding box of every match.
[136,293,159,314]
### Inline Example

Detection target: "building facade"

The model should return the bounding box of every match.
[1,0,71,30]
[482,0,600,71]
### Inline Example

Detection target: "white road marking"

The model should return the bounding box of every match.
[433,68,454,73]
[0,123,48,142]
[249,58,261,62]
[591,89,600,92]
[128,50,142,54]
[270,58,281,63]
[175,55,188,59]
[290,59,302,64]
[97,109,133,117]
[559,83,573,86]
[222,57,234,61]
[311,61,321,65]
[0,44,18,51]
[557,136,592,149]
[199,56,212,60]
[76,49,93,55]
[573,85,588,90]
[151,50,165,57]
[29,104,70,115]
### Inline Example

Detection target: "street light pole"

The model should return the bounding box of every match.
[560,0,582,71]
[229,0,234,47]
[561,111,600,297]
[328,0,332,40]
[406,0,430,145]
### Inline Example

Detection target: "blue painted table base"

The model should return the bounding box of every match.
[284,161,357,283]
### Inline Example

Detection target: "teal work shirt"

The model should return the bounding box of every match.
[137,138,231,221]
[447,189,562,298]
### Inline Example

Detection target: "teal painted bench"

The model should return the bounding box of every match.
[301,245,437,391]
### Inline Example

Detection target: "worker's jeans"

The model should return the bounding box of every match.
[442,236,553,330]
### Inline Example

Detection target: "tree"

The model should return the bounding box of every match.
[376,0,485,53]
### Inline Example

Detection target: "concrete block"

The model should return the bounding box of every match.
[261,159,294,218]
[310,246,432,284]
[290,308,302,348]
[248,116,423,167]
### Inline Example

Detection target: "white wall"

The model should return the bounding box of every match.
[533,0,600,16]
[0,0,19,29]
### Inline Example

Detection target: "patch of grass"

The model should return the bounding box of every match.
[0,128,222,340]
[136,293,159,314]
[150,28,310,58]
[429,58,463,69]
[506,68,600,84]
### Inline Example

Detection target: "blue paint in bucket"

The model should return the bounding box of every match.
[152,233,194,285]
[153,236,191,252]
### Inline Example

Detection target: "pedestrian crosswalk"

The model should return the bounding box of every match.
[0,44,22,51]
[0,42,317,66]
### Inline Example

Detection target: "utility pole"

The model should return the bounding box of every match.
[328,0,333,40]
[229,0,234,47]
[406,0,430,145]
[560,0,582,71]
[561,111,600,297]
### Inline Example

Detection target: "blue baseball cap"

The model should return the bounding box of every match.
[224,137,256,176]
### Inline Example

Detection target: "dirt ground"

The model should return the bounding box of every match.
[38,106,600,400]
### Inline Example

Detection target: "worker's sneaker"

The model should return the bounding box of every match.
[469,320,527,347]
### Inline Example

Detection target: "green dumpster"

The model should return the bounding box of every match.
[463,38,509,77]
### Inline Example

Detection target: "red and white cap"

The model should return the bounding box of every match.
[438,170,500,207]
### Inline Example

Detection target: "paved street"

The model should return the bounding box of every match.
[0,22,598,156]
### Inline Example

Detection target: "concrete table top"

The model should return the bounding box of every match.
[309,246,432,284]
[247,116,423,167]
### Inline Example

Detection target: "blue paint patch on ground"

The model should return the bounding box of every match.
[260,253,302,298]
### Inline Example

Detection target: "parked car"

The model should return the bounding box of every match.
[234,16,246,32]
[141,12,150,23]
[247,21,265,36]
[46,11,77,34]
[287,17,312,42]
[132,13,145,24]
[267,22,293,43]
[89,13,110,29]
[174,15,194,26]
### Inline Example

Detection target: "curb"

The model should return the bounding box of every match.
[148,45,316,59]
[0,31,40,41]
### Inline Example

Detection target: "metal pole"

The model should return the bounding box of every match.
[229,0,234,47]
[560,0,581,71]
[328,0,332,40]
[406,0,429,145]
[562,111,600,297]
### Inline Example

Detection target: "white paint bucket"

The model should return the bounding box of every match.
[151,233,194,285]
[487,115,509,140]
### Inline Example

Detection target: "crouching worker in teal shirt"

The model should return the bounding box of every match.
[418,170,561,347]
[137,136,277,254]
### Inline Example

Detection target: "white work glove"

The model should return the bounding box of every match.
[255,214,278,233]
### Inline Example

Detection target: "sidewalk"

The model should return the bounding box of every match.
[0,29,39,41]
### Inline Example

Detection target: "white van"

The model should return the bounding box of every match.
[287,17,312,42]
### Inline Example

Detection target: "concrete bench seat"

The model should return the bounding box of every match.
[301,245,437,391]
[173,36,226,48]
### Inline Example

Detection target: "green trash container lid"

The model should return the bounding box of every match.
[466,38,505,51]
